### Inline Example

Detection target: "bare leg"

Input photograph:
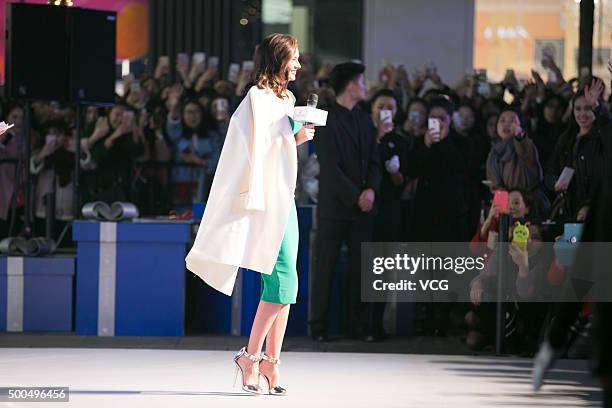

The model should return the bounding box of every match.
[261,304,290,387]
[265,304,290,357]
[248,300,285,353]
[237,300,284,385]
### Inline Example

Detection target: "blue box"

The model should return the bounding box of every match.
[192,202,205,221]
[0,255,74,332]
[72,220,191,336]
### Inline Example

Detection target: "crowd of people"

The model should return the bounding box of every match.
[305,56,612,351]
[0,56,240,237]
[1,51,611,353]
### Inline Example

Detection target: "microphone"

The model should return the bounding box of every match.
[305,93,318,126]
[292,93,327,127]
[307,93,318,109]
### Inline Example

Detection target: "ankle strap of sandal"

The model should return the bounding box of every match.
[238,346,262,362]
[261,353,281,365]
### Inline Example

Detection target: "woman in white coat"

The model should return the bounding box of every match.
[185,33,314,395]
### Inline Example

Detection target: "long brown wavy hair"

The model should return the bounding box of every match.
[253,33,298,99]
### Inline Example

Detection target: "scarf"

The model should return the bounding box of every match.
[488,138,516,189]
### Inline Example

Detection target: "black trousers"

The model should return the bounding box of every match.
[368,201,403,336]
[309,214,373,336]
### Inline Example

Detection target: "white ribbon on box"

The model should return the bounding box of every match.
[292,107,328,126]
[6,257,24,332]
[98,222,117,336]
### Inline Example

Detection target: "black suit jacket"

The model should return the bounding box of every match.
[405,130,470,241]
[314,102,381,220]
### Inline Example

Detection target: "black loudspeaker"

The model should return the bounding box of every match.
[68,8,116,104]
[5,4,69,101]
[5,4,117,104]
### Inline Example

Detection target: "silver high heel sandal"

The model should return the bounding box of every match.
[233,347,263,395]
[260,353,287,396]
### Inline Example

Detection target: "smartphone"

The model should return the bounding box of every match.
[50,101,60,114]
[0,122,14,132]
[428,118,440,142]
[555,166,575,190]
[503,88,514,105]
[208,56,219,68]
[228,63,240,82]
[512,221,530,249]
[242,60,254,71]
[177,52,189,65]
[115,80,125,97]
[212,99,229,121]
[159,56,170,67]
[452,111,461,128]
[477,81,491,96]
[493,190,509,214]
[46,134,57,144]
[213,98,229,112]
[548,69,558,83]
[380,109,393,124]
[192,52,206,66]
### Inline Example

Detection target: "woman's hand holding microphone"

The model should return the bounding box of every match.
[295,124,315,146]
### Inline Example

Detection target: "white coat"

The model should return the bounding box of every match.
[185,86,298,296]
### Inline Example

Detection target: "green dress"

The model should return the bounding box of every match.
[259,114,303,304]
[260,199,299,304]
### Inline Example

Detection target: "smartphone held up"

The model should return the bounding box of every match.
[378,109,393,134]
[493,190,509,214]
[428,118,440,142]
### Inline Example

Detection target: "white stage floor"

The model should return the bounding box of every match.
[0,348,602,407]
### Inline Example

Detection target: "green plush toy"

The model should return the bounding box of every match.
[512,221,530,250]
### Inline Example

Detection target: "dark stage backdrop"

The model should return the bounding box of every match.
[148,0,263,80]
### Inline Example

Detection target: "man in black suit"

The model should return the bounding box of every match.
[309,62,382,342]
